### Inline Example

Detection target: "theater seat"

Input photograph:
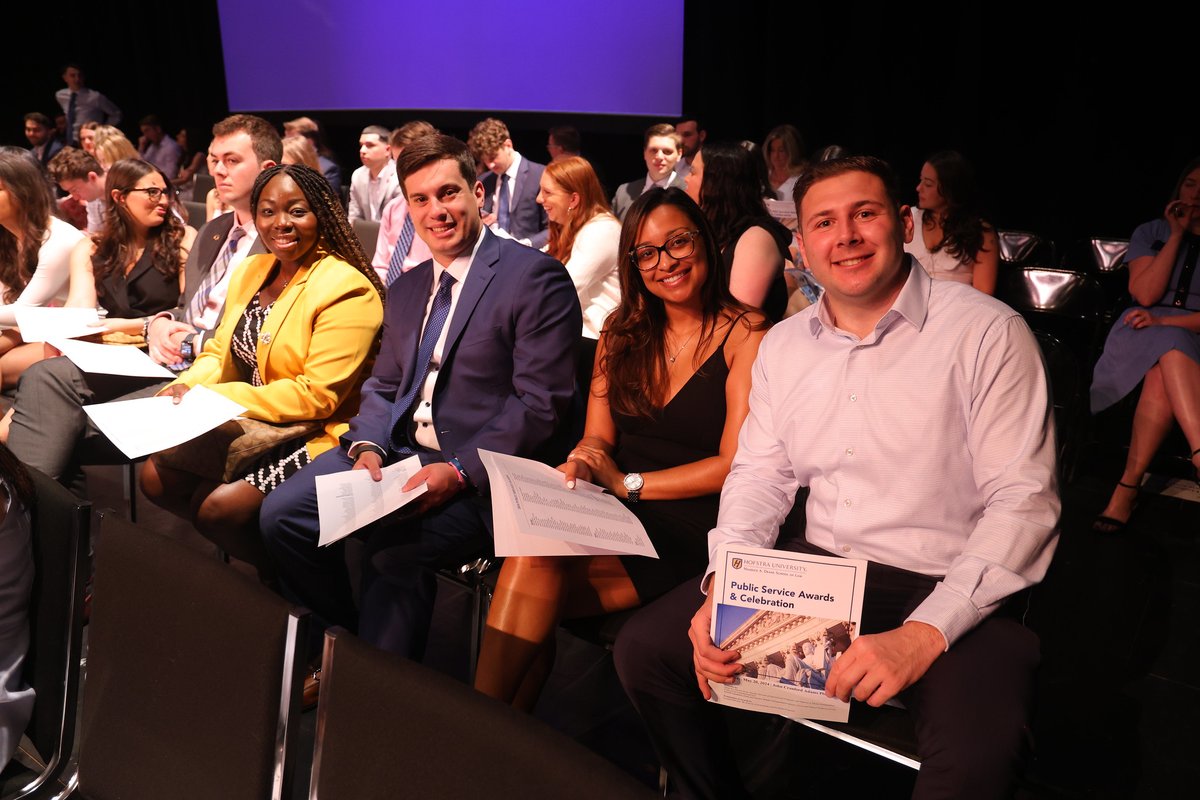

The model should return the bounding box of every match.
[76,514,308,800]
[0,468,89,799]
[309,627,659,799]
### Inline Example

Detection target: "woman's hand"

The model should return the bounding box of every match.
[557,456,594,489]
[1125,308,1159,329]
[566,443,623,493]
[1165,200,1197,235]
[157,384,191,404]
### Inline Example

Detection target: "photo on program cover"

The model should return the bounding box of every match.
[707,544,866,722]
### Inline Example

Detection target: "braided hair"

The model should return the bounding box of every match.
[250,163,385,299]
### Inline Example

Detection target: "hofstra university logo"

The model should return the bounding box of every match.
[732,558,743,569]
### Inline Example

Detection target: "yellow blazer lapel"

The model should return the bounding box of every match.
[256,255,320,379]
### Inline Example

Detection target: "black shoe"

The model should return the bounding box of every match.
[1093,480,1140,534]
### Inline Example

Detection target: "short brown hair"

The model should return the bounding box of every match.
[792,154,904,216]
[390,120,438,151]
[284,116,319,135]
[642,123,680,149]
[211,114,283,165]
[467,117,510,163]
[48,146,102,183]
[395,135,476,196]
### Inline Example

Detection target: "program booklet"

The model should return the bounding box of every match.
[708,543,867,723]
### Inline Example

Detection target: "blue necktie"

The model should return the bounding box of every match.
[385,213,416,287]
[388,270,457,451]
[497,173,511,233]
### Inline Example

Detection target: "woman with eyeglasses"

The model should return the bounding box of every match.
[0,159,197,437]
[63,158,197,334]
[0,148,87,388]
[475,187,767,711]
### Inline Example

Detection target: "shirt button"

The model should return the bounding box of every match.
[845,448,853,456]
[842,545,852,553]
[849,393,857,402]
[844,499,851,507]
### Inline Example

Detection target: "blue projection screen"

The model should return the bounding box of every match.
[217,0,683,116]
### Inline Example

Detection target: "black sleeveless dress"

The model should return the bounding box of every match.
[97,247,181,317]
[721,215,792,323]
[612,324,736,601]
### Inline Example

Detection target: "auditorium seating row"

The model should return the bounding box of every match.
[0,490,655,800]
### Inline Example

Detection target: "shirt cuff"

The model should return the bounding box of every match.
[347,441,386,460]
[904,582,982,650]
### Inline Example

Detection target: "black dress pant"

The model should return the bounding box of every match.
[613,540,1039,800]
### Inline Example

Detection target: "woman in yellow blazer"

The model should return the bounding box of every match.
[140,164,385,576]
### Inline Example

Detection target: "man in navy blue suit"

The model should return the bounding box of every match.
[468,117,549,249]
[261,134,580,659]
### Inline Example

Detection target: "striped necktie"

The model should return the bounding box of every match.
[186,226,245,326]
[385,213,416,287]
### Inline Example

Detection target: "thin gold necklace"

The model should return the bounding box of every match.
[666,324,701,365]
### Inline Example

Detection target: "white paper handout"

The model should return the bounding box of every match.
[50,337,174,378]
[479,449,657,558]
[13,307,102,342]
[764,198,797,224]
[708,543,867,723]
[314,455,427,546]
[82,385,247,460]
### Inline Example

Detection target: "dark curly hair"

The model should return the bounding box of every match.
[921,150,989,265]
[250,163,385,299]
[92,159,185,300]
[603,187,761,419]
[696,141,773,252]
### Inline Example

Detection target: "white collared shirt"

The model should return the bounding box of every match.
[410,232,487,450]
[706,261,1060,648]
[490,151,524,234]
[642,170,679,193]
[193,213,258,332]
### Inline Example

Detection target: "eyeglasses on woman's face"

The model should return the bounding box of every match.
[630,229,701,271]
[123,186,170,202]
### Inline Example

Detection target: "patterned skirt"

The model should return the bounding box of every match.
[240,439,312,494]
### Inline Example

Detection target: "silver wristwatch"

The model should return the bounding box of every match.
[623,472,644,503]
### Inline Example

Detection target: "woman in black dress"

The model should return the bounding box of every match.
[686,141,793,321]
[65,158,196,326]
[475,187,767,711]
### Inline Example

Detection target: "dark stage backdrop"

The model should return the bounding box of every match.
[5,2,1194,250]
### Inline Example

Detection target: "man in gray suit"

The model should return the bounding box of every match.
[5,114,280,494]
[611,123,687,221]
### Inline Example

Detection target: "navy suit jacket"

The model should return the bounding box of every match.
[480,156,549,249]
[344,229,580,493]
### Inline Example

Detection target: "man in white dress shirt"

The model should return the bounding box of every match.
[613,155,1060,800]
[610,124,687,221]
[347,125,400,223]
